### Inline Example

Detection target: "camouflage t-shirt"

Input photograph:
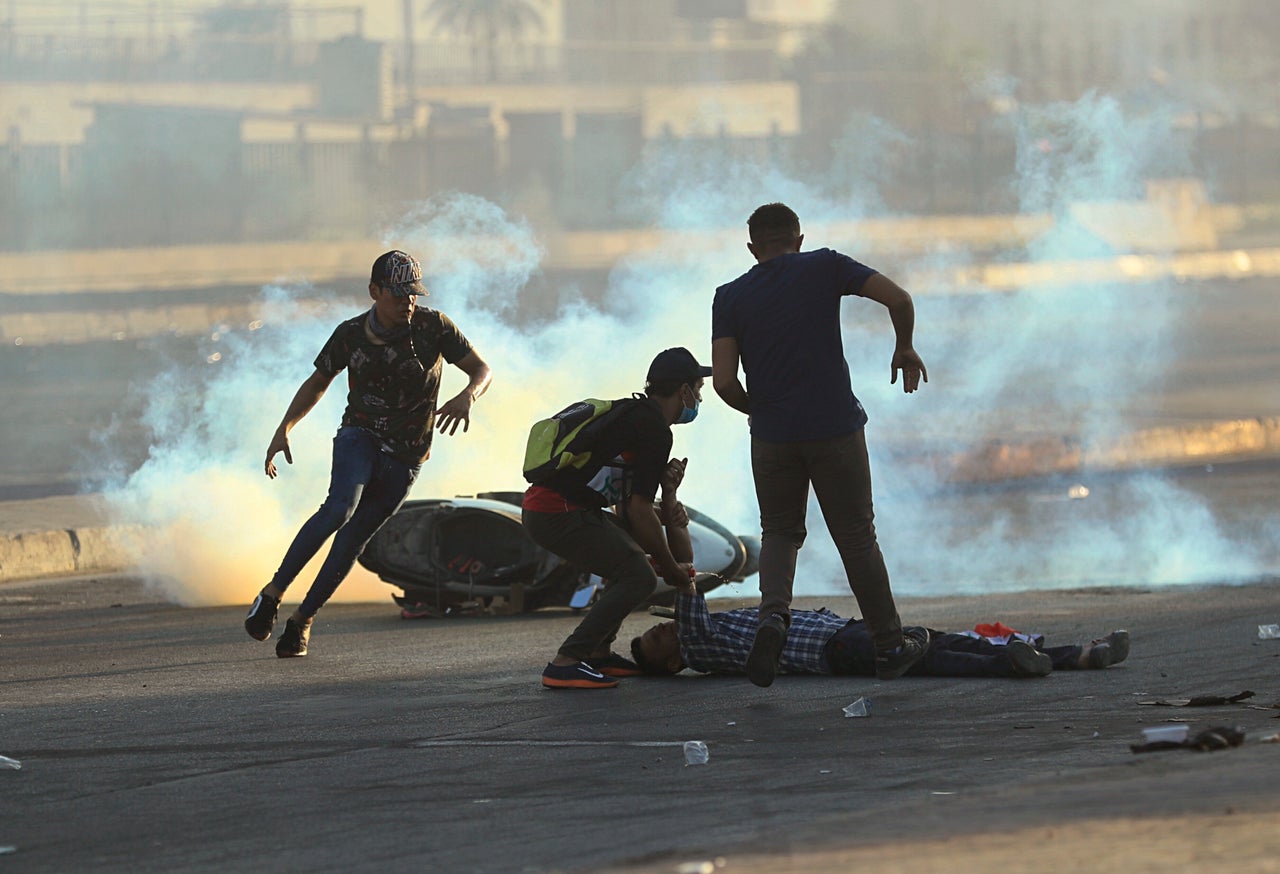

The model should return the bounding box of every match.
[314,308,474,465]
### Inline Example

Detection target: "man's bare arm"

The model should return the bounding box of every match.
[659,458,693,564]
[625,493,692,587]
[265,369,337,478]
[854,273,928,393]
[712,337,750,413]
[436,350,493,436]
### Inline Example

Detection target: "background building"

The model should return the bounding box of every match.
[1,0,1277,250]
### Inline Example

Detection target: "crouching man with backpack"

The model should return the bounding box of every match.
[522,347,708,689]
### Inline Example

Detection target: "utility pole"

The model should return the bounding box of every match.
[402,0,417,114]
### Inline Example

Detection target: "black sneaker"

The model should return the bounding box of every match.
[746,613,787,688]
[541,661,619,689]
[1005,640,1053,677]
[244,592,280,641]
[275,618,311,658]
[1087,630,1130,669]
[874,627,929,680]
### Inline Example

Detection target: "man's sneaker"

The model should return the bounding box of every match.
[275,618,312,658]
[244,592,280,641]
[746,613,787,688]
[1005,639,1053,677]
[1087,630,1130,669]
[874,627,930,680]
[542,661,619,689]
[588,652,643,677]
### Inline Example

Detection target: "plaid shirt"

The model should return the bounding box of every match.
[675,592,847,675]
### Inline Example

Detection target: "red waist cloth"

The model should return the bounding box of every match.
[521,485,586,513]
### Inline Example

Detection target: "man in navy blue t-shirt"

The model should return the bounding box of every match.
[711,203,929,688]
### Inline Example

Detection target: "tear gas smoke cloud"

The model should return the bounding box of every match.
[102,96,1271,607]
[846,93,1266,592]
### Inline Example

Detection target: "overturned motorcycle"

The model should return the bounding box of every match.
[358,491,760,617]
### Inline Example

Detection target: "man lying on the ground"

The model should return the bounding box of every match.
[630,581,1128,679]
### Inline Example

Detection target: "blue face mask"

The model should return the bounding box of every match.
[676,390,700,425]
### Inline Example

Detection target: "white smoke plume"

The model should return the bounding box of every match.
[102,96,1274,608]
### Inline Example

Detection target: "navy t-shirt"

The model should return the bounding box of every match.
[711,248,878,443]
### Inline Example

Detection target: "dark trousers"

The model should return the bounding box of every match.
[825,621,1083,677]
[922,634,1080,677]
[751,429,903,650]
[522,506,657,662]
[270,426,419,618]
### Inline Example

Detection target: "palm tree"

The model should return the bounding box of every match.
[425,0,545,83]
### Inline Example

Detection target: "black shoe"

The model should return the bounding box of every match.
[541,661,619,689]
[874,627,929,680]
[1005,640,1053,677]
[276,618,311,658]
[244,592,280,641]
[746,614,787,688]
[1087,630,1130,669]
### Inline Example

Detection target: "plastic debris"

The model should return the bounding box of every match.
[1067,484,1090,499]
[1142,725,1190,744]
[842,697,872,718]
[0,847,15,856]
[1259,733,1280,744]
[683,741,709,766]
[569,575,604,610]
[676,862,714,874]
[1258,624,1280,640]
[1131,725,1247,754]
[1138,690,1254,707]
[0,756,20,770]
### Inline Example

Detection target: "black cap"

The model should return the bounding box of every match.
[646,347,712,384]
[370,250,425,297]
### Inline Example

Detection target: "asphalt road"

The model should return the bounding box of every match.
[3,575,1279,873]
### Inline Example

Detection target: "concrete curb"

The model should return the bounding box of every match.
[0,525,142,584]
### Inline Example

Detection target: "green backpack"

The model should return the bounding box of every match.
[522,398,631,484]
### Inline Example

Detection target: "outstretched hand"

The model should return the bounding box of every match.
[890,347,928,393]
[265,431,292,479]
[435,392,475,436]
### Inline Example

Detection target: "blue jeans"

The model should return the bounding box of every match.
[270,427,420,617]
